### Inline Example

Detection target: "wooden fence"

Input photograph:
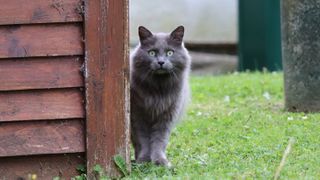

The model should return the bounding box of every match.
[0,0,129,178]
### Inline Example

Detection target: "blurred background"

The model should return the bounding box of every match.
[130,0,282,75]
[130,0,237,43]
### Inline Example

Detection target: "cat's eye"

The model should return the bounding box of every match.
[166,50,174,56]
[148,50,156,57]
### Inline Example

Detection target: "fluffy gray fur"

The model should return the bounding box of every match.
[130,26,191,166]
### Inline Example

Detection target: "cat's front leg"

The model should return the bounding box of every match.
[131,124,151,163]
[150,122,172,166]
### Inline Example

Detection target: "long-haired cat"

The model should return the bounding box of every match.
[130,26,191,166]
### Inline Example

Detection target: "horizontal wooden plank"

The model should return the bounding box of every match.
[0,119,85,157]
[0,153,84,179]
[0,0,83,25]
[0,89,84,122]
[0,57,84,91]
[0,24,83,58]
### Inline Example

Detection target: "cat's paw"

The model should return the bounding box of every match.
[152,157,171,167]
[136,156,151,163]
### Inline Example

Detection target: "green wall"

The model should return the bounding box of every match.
[239,0,282,71]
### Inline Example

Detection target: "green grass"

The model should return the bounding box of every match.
[126,72,320,179]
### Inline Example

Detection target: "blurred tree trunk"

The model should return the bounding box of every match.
[281,0,320,112]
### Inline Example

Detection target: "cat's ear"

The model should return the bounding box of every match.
[138,26,153,43]
[170,26,184,44]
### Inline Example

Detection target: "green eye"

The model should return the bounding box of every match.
[148,50,156,57]
[167,50,174,56]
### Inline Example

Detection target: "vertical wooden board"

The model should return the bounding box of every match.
[0,0,83,25]
[0,24,83,58]
[0,153,84,179]
[0,89,85,121]
[0,119,85,157]
[85,0,130,177]
[0,57,84,91]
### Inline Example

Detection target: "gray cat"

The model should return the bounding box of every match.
[130,26,191,166]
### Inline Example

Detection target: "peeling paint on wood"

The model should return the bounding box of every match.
[0,0,87,178]
[0,89,85,121]
[0,119,85,157]
[0,0,83,25]
[0,24,83,58]
[85,0,130,177]
[0,153,85,178]
[0,57,84,91]
[0,0,129,177]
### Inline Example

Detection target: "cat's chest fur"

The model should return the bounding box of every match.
[131,80,183,122]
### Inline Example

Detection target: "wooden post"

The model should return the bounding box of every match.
[84,0,130,178]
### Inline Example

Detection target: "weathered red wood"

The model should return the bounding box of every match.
[85,0,130,177]
[0,57,84,91]
[0,24,83,58]
[0,119,85,157]
[0,89,84,121]
[0,0,83,25]
[0,153,84,179]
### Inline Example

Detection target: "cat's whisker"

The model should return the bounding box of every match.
[171,72,178,81]
[170,68,180,81]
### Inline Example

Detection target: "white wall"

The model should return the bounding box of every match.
[130,0,238,43]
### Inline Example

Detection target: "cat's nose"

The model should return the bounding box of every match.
[158,61,165,66]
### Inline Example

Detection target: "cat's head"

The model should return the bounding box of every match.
[131,26,190,77]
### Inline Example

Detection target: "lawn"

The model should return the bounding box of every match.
[125,72,320,179]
